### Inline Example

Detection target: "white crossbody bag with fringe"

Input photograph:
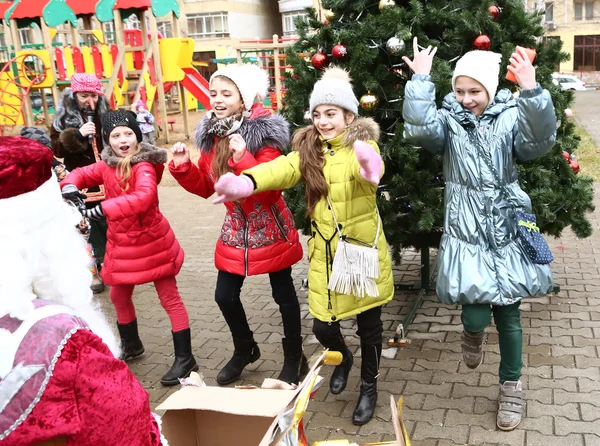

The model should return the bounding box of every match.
[326,196,381,298]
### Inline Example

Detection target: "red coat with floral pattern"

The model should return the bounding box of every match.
[169,105,302,276]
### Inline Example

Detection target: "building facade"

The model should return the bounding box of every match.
[524,0,600,83]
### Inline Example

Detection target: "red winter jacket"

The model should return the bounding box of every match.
[169,104,302,276]
[61,143,184,286]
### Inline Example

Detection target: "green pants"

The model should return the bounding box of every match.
[461,301,522,383]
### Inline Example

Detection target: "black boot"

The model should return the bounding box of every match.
[117,319,144,362]
[327,335,354,395]
[161,328,199,386]
[217,336,261,385]
[352,343,382,426]
[277,338,309,385]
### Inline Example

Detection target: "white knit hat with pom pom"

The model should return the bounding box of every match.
[309,67,359,115]
[210,64,270,112]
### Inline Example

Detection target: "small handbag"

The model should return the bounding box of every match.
[326,197,381,298]
[477,144,553,265]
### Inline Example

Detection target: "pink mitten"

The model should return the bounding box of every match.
[353,140,382,185]
[213,173,255,204]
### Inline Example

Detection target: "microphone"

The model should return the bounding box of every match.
[85,108,94,144]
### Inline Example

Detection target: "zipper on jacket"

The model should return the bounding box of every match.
[235,202,250,276]
[270,204,290,242]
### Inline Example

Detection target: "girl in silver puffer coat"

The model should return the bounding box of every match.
[402,38,556,432]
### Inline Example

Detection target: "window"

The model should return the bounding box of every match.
[187,12,228,38]
[103,21,116,45]
[18,28,32,45]
[574,1,594,20]
[282,11,308,37]
[574,35,600,71]
[157,21,173,38]
[545,2,554,22]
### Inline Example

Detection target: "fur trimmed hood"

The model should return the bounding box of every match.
[194,109,290,155]
[100,142,167,167]
[292,117,380,149]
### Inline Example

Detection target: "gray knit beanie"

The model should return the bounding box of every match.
[309,67,359,115]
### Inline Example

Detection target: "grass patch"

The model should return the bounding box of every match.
[574,124,600,180]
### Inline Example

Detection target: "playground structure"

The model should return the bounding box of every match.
[234,35,299,112]
[0,0,211,142]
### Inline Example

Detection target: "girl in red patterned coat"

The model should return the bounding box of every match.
[60,109,198,386]
[169,64,307,385]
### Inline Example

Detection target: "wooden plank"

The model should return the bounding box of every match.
[40,20,61,107]
[148,12,169,143]
[273,35,282,111]
[131,39,153,107]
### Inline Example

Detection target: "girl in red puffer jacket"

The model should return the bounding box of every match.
[169,64,306,386]
[60,109,198,387]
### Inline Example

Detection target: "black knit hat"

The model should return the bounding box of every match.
[101,110,143,144]
[21,126,52,149]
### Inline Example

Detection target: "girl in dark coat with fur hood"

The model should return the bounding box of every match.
[60,110,198,387]
[50,73,112,293]
[169,64,306,386]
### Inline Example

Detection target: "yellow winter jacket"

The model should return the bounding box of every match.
[244,118,394,322]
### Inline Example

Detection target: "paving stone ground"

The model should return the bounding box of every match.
[92,92,600,445]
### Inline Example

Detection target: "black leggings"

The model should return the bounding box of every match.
[214,267,302,341]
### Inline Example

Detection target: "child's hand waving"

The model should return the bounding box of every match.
[402,37,438,76]
[507,47,537,90]
[171,142,190,167]
[229,134,247,163]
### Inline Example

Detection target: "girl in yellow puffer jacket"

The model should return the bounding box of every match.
[213,67,394,426]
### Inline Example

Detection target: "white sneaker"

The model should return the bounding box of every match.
[497,380,524,431]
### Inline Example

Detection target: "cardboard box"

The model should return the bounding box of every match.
[156,384,301,446]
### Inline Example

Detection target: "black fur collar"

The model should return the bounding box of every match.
[101,142,167,167]
[194,113,290,155]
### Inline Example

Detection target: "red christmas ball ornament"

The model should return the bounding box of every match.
[562,151,571,162]
[332,44,348,60]
[488,5,500,20]
[323,18,329,26]
[474,34,491,50]
[311,51,329,70]
[570,160,580,174]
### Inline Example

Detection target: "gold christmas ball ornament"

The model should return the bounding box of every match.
[360,92,378,111]
[386,35,405,54]
[379,0,396,10]
[323,9,335,20]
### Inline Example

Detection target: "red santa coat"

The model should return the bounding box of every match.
[169,104,302,276]
[1,301,161,446]
[61,143,184,286]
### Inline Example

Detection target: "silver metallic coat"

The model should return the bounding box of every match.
[403,74,556,306]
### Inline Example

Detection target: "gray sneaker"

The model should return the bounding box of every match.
[91,277,105,294]
[497,380,524,431]
[461,330,484,369]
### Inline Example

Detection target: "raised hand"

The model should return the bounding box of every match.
[507,47,537,90]
[353,140,382,185]
[171,142,190,167]
[213,173,255,204]
[228,134,247,163]
[402,37,438,76]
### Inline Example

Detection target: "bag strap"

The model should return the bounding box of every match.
[326,195,381,248]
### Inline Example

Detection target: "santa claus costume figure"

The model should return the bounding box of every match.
[0,136,165,446]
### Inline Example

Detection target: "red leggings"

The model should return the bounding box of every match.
[109,276,190,332]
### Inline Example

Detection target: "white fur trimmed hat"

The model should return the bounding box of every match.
[452,50,502,105]
[210,64,269,112]
[309,67,359,115]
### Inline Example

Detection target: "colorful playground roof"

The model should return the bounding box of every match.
[0,2,11,22]
[5,0,46,21]
[67,0,98,16]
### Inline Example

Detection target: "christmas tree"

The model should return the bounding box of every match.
[281,0,595,262]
